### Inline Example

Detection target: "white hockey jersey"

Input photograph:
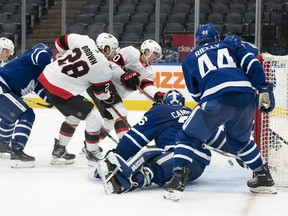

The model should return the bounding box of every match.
[38,34,113,100]
[110,46,159,99]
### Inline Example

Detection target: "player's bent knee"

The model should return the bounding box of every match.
[18,108,36,123]
[85,109,103,131]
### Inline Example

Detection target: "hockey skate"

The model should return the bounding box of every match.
[247,163,277,194]
[50,139,76,165]
[163,167,190,202]
[10,148,35,168]
[85,145,104,167]
[0,141,12,159]
[96,158,123,194]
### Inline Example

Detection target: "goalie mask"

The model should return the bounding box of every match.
[96,33,119,58]
[195,23,219,46]
[0,37,14,56]
[164,90,185,106]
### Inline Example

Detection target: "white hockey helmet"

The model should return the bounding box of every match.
[96,33,119,57]
[0,37,14,55]
[140,39,162,59]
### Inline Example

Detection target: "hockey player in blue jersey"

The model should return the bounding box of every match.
[95,90,237,194]
[0,43,52,168]
[163,23,276,201]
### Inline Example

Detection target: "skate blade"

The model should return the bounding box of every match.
[249,186,277,195]
[79,147,86,155]
[163,190,181,202]
[88,160,97,167]
[11,160,35,168]
[50,158,74,165]
[0,152,11,159]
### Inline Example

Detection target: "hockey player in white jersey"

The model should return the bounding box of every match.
[0,37,14,67]
[93,33,165,140]
[38,33,115,166]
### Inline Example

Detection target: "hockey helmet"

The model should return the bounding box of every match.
[140,39,162,59]
[0,37,14,55]
[32,43,53,58]
[164,89,185,106]
[96,33,119,56]
[33,43,49,50]
[195,23,219,46]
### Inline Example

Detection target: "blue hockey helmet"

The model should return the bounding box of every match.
[164,90,185,106]
[32,43,52,58]
[195,23,219,45]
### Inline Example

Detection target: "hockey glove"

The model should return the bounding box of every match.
[120,71,140,91]
[154,91,165,104]
[257,83,275,113]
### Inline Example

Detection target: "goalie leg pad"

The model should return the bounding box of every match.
[123,148,164,176]
[96,148,164,193]
[96,158,123,194]
[103,148,164,178]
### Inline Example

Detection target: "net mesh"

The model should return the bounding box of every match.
[256,53,288,187]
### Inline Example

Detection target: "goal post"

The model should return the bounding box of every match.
[254,53,288,187]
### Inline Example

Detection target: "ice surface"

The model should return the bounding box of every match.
[1,109,287,216]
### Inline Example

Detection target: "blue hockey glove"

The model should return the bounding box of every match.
[257,83,275,113]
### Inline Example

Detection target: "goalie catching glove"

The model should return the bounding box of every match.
[120,71,140,91]
[257,82,275,113]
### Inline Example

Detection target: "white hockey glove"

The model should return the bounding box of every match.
[257,83,275,113]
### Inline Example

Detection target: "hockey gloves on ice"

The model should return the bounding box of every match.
[121,71,140,91]
[257,82,275,113]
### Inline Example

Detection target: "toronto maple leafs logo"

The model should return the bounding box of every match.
[21,80,36,96]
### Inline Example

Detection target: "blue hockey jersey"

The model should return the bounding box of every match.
[0,45,52,97]
[115,104,192,160]
[115,103,233,165]
[182,37,267,103]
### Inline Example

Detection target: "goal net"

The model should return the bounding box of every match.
[254,53,288,187]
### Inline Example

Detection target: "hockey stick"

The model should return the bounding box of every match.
[202,144,241,160]
[86,87,130,143]
[100,128,119,145]
[136,85,156,102]
[110,105,131,128]
[86,87,131,129]
[23,98,53,108]
[269,128,288,145]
